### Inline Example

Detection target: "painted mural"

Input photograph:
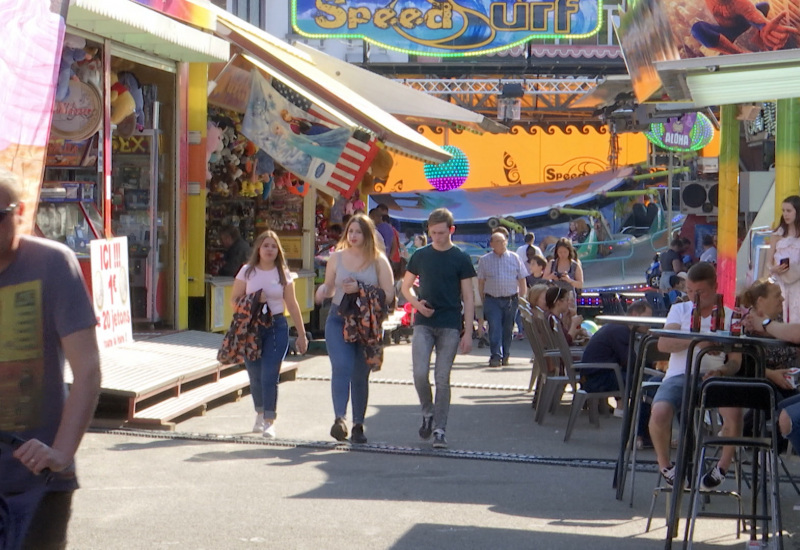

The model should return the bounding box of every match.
[377,125,648,193]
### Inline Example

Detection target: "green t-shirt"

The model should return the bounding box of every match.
[406,244,476,330]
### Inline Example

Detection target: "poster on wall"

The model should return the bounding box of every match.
[292,0,602,56]
[0,0,69,234]
[242,70,377,196]
[91,237,133,350]
[617,0,800,102]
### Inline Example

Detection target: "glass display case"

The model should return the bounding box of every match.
[111,130,164,324]
[36,187,104,258]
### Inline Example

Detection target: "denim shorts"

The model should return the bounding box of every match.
[652,374,686,411]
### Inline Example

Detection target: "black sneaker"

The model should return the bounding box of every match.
[419,416,433,440]
[700,466,726,491]
[501,356,510,366]
[351,424,367,444]
[330,417,348,441]
[489,357,501,368]
[432,430,447,449]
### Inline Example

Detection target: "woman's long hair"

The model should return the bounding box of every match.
[336,213,381,268]
[775,195,800,237]
[740,278,778,310]
[244,230,288,286]
[553,238,577,263]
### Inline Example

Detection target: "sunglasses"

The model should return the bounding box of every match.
[0,204,17,223]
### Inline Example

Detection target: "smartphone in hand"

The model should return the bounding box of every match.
[781,258,790,268]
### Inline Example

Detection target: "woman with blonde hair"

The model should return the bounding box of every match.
[231,230,308,438]
[315,213,395,443]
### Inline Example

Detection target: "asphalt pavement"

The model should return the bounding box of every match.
[67,334,800,549]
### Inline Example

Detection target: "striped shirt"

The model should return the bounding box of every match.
[477,250,528,298]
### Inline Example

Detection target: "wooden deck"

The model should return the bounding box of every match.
[65,331,299,428]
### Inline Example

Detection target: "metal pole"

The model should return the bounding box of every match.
[667,154,673,241]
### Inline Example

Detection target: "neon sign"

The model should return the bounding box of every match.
[292,0,603,57]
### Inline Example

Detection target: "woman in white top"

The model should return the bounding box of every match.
[232,230,308,439]
[315,213,395,444]
[767,195,800,322]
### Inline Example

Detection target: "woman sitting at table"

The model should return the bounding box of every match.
[527,283,550,316]
[741,278,799,400]
[545,286,587,346]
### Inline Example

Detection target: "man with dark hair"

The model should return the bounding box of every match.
[218,225,250,277]
[650,262,741,490]
[658,238,686,292]
[581,299,653,393]
[402,208,475,449]
[0,168,101,549]
[515,232,542,265]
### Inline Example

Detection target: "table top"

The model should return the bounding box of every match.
[648,327,786,347]
[595,315,668,327]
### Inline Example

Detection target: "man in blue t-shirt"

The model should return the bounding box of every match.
[402,208,475,450]
[0,169,100,549]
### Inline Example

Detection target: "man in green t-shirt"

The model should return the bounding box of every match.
[401,208,475,450]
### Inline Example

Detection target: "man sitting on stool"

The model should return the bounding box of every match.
[650,262,742,490]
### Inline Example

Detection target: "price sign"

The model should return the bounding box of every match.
[90,237,133,349]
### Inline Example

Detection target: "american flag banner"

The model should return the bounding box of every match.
[241,70,376,199]
[270,79,377,199]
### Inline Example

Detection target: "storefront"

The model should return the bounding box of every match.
[22,0,229,328]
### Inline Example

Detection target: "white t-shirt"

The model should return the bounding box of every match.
[515,244,543,274]
[663,300,733,380]
[699,247,717,263]
[235,265,295,315]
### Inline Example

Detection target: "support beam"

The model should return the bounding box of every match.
[775,98,800,224]
[717,104,739,307]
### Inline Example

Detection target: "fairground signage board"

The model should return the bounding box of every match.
[292,0,603,57]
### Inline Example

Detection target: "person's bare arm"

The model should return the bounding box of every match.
[14,327,101,474]
[517,277,527,298]
[231,278,246,306]
[315,252,338,304]
[657,322,693,353]
[284,281,308,355]
[376,254,396,305]
[460,277,474,353]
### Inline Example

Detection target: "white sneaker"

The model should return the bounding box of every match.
[263,420,276,439]
[253,414,265,433]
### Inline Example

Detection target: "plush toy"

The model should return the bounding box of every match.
[110,72,136,126]
[56,34,88,101]
[206,123,224,181]
[118,72,144,130]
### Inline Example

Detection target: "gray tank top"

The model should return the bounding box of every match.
[332,254,379,305]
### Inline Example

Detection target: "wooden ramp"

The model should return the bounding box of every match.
[65,331,299,429]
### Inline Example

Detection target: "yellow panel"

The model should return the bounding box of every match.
[379,126,649,193]
[282,236,303,260]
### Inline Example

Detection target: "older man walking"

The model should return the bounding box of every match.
[477,231,528,367]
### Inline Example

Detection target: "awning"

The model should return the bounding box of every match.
[67,0,229,63]
[292,43,507,135]
[211,9,450,164]
[371,167,635,223]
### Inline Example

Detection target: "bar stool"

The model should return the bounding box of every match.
[685,378,783,549]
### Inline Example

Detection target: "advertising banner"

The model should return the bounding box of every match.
[91,237,133,350]
[618,0,800,102]
[0,0,69,234]
[241,70,377,198]
[293,0,602,56]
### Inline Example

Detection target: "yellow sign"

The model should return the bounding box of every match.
[282,236,303,260]
[379,126,648,193]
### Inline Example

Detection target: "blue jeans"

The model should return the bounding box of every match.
[412,325,461,431]
[484,295,518,361]
[326,308,371,424]
[244,314,289,420]
[779,393,800,452]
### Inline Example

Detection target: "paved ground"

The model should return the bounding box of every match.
[68,335,800,549]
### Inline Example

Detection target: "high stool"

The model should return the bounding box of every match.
[685,378,782,549]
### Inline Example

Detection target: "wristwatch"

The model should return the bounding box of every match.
[762,318,773,329]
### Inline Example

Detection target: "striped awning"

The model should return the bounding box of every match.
[67,0,229,63]
[212,9,450,164]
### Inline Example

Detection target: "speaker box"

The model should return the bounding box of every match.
[680,181,718,216]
